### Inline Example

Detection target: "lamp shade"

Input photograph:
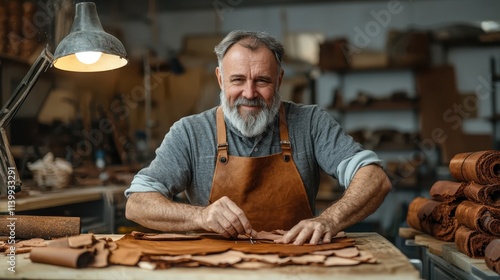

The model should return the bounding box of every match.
[53,2,128,72]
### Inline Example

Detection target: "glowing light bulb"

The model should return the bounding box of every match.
[75,51,102,64]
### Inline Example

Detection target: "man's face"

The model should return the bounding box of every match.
[216,42,284,137]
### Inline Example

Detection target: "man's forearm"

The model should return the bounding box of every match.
[125,192,204,232]
[320,164,392,231]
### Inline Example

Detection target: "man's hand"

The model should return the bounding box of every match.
[200,196,254,238]
[275,216,336,245]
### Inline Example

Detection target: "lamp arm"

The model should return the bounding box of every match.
[0,46,54,194]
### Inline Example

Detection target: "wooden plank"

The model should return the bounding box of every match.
[442,243,500,279]
[398,227,424,239]
[414,234,453,257]
[0,186,127,212]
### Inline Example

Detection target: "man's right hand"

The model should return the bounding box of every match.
[200,196,254,238]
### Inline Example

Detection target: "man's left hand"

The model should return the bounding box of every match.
[274,216,337,245]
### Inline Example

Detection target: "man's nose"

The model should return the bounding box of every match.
[241,81,257,99]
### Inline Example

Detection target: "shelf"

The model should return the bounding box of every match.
[338,100,418,112]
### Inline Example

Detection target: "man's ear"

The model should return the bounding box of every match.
[215,67,223,89]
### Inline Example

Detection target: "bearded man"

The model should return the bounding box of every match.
[125,30,391,245]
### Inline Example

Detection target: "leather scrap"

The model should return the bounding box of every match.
[406,197,459,241]
[0,215,80,240]
[485,239,500,275]
[455,200,500,236]
[464,182,500,208]
[429,180,466,202]
[454,226,496,258]
[30,247,94,268]
[449,150,500,185]
[29,233,118,268]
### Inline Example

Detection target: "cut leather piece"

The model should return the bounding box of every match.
[406,197,459,241]
[232,261,275,269]
[464,182,500,208]
[30,247,93,268]
[323,256,361,266]
[190,250,244,267]
[454,226,496,258]
[312,247,360,258]
[131,231,201,241]
[89,239,110,268]
[485,239,500,275]
[109,247,142,266]
[429,180,467,202]
[240,253,291,264]
[67,234,95,248]
[449,150,500,185]
[455,200,500,236]
[289,254,326,264]
[0,215,80,240]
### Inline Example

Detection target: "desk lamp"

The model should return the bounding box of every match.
[0,2,127,194]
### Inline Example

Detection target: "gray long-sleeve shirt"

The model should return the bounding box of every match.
[125,101,382,213]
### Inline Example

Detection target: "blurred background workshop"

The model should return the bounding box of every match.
[0,0,500,279]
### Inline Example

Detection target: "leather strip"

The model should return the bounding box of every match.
[215,106,228,165]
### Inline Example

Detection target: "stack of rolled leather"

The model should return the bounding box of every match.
[449,151,500,263]
[406,150,500,275]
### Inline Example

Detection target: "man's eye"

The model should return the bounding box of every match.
[256,80,271,86]
[231,78,244,84]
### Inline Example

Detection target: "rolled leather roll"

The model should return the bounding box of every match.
[30,247,93,268]
[449,150,500,185]
[429,180,466,203]
[454,226,495,258]
[0,215,80,239]
[485,239,500,275]
[406,197,459,241]
[464,182,500,208]
[455,200,500,236]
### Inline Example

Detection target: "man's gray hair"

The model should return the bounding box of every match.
[214,30,285,69]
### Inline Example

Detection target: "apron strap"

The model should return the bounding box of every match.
[216,103,291,163]
[278,104,292,162]
[216,106,229,165]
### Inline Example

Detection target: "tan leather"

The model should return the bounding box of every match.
[455,200,500,236]
[485,239,500,274]
[464,181,500,208]
[406,197,459,241]
[454,225,495,258]
[449,150,500,185]
[30,247,93,268]
[429,180,466,203]
[209,105,313,231]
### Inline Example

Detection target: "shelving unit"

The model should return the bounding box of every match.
[324,65,423,190]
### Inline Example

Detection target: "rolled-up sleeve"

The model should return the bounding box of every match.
[336,150,383,188]
[124,174,174,198]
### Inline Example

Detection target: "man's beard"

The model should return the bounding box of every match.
[220,91,281,138]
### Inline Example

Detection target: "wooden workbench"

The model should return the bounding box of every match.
[400,227,500,280]
[0,232,420,280]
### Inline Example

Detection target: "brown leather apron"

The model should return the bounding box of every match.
[209,105,313,231]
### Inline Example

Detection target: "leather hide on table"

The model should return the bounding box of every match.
[449,150,500,185]
[110,231,377,269]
